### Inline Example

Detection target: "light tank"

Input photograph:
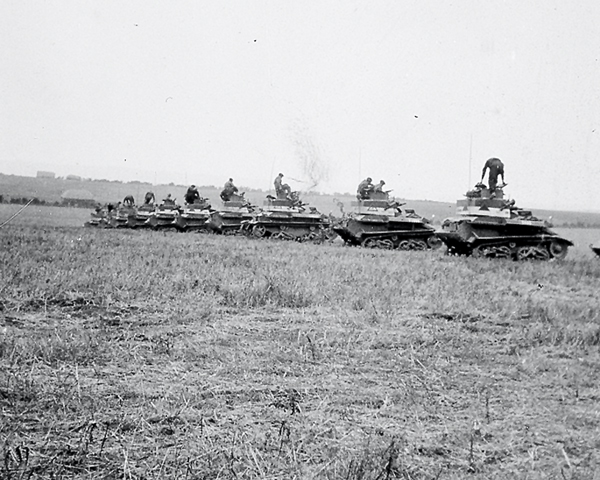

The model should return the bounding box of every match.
[207,192,255,234]
[108,204,138,228]
[125,203,155,228]
[147,203,182,230]
[84,204,114,228]
[174,197,213,232]
[437,183,573,260]
[333,191,441,250]
[241,191,330,242]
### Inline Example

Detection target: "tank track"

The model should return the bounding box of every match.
[444,236,572,260]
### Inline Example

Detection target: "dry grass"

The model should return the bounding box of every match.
[1,219,600,479]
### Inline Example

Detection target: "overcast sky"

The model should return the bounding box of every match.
[1,1,599,211]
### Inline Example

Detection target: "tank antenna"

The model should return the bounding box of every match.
[468,133,473,188]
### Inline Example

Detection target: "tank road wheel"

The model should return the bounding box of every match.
[361,238,378,248]
[516,245,550,261]
[495,246,512,259]
[252,225,267,238]
[411,239,427,250]
[549,240,569,260]
[397,240,411,250]
[378,239,395,249]
[426,235,443,249]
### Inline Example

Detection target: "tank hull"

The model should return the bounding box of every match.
[147,207,180,230]
[244,213,330,242]
[334,215,441,250]
[208,195,255,234]
[208,211,254,234]
[174,208,211,232]
[438,216,573,260]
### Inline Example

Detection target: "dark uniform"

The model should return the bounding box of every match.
[184,185,200,204]
[220,178,238,201]
[373,180,386,193]
[481,158,505,191]
[162,194,175,206]
[357,177,374,199]
[143,191,155,205]
[274,173,291,198]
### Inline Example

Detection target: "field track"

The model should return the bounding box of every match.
[1,205,599,478]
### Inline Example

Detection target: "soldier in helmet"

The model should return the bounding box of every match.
[481,158,505,192]
[123,195,135,207]
[357,177,374,199]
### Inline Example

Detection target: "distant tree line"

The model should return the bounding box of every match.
[0,196,91,208]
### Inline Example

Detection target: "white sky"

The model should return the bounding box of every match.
[1,1,599,211]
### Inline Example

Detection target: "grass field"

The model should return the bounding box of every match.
[1,205,599,479]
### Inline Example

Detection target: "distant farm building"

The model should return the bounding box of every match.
[61,189,96,208]
[37,171,56,179]
[66,174,82,181]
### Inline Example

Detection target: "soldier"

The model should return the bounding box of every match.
[274,173,291,198]
[481,158,505,191]
[373,180,386,193]
[123,195,135,207]
[184,185,200,204]
[220,178,239,201]
[357,177,374,199]
[162,194,176,206]
[143,191,155,205]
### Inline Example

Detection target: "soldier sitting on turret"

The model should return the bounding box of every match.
[373,180,386,193]
[143,191,156,205]
[357,177,374,199]
[162,194,176,206]
[220,178,239,201]
[184,185,200,204]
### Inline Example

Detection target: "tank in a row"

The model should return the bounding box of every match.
[333,190,440,250]
[437,183,573,260]
[85,193,254,233]
[241,191,330,242]
[84,162,577,260]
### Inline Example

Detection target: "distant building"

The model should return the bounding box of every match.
[66,174,82,181]
[37,171,55,179]
[61,189,95,208]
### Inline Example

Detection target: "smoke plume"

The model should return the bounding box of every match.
[289,118,329,190]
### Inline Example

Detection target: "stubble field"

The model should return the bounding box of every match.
[1,205,599,479]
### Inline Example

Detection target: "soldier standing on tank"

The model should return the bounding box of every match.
[357,177,374,199]
[481,158,505,192]
[274,173,291,198]
[184,185,200,204]
[220,178,239,201]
